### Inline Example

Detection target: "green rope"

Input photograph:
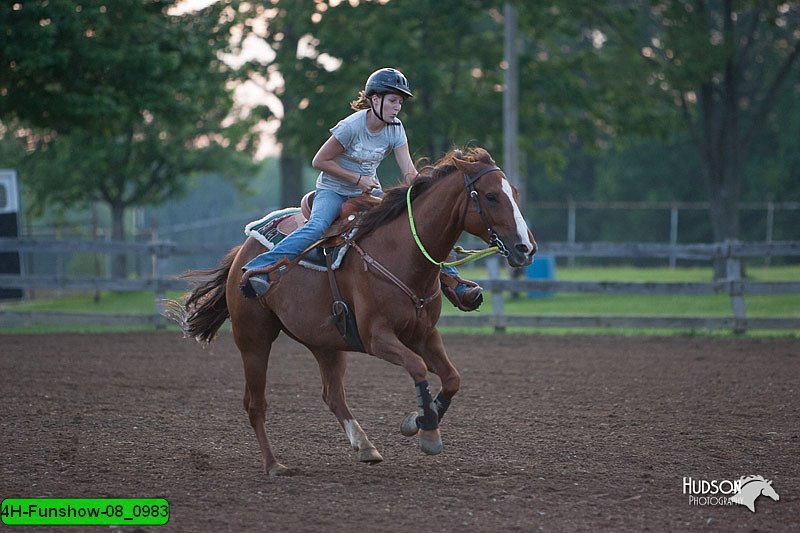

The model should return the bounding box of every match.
[407,184,499,268]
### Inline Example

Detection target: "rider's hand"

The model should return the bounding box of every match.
[359,174,379,192]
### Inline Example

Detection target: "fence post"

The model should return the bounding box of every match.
[486,255,506,333]
[152,239,168,329]
[765,200,774,266]
[725,240,746,334]
[567,199,576,268]
[669,203,679,269]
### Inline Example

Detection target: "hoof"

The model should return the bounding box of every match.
[418,429,443,455]
[358,447,383,463]
[267,463,299,477]
[400,412,420,437]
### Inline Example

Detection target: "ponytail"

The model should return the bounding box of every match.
[350,91,371,111]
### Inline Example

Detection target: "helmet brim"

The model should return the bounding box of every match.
[371,86,413,98]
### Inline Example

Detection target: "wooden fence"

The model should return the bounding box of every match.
[1,238,799,333]
[439,241,800,333]
[532,200,800,267]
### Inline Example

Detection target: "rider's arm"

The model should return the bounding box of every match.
[312,135,377,192]
[395,143,417,185]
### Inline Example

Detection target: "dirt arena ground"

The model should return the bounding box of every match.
[1,332,798,532]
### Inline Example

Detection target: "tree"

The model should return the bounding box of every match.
[237,0,507,192]
[243,1,318,207]
[305,0,509,163]
[231,1,797,258]
[237,1,664,205]
[545,1,799,272]
[0,0,260,276]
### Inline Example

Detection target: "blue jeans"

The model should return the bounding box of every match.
[244,188,464,279]
[441,265,459,277]
[244,188,347,271]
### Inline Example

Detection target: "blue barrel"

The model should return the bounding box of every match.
[526,255,556,298]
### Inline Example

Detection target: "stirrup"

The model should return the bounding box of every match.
[439,272,483,312]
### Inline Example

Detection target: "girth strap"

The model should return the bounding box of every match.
[348,241,440,310]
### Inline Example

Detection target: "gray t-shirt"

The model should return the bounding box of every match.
[315,109,408,197]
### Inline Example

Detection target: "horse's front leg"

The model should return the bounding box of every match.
[311,348,383,463]
[367,329,444,455]
[400,329,460,440]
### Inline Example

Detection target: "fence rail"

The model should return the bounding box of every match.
[531,201,800,267]
[1,238,798,333]
[537,240,800,258]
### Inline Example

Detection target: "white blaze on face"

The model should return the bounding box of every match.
[501,178,533,250]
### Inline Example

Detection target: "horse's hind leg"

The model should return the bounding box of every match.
[311,349,383,463]
[235,314,293,476]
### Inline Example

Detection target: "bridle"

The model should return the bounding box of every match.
[407,166,510,268]
[461,167,511,258]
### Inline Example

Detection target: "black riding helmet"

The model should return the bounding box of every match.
[365,68,414,98]
[365,68,412,124]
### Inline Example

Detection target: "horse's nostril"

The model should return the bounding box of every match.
[516,243,532,255]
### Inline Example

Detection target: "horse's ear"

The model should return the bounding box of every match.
[454,149,464,160]
[453,156,479,175]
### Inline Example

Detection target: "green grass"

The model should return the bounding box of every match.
[2,265,798,336]
[459,263,800,282]
[435,263,800,337]
[443,263,800,316]
[449,293,799,317]
[434,325,800,338]
[0,324,176,335]
[7,290,185,314]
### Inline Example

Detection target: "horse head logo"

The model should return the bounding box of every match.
[730,475,780,512]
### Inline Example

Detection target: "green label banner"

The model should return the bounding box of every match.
[1,498,169,526]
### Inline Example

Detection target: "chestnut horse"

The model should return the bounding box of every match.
[168,147,536,475]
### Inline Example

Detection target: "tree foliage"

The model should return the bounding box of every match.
[554,1,800,245]
[0,0,260,274]
[2,0,798,264]
[240,0,507,182]
[235,0,799,255]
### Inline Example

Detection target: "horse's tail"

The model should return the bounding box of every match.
[163,245,240,344]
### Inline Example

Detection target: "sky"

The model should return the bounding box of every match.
[173,0,282,159]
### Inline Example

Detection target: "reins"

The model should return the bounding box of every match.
[407,166,509,267]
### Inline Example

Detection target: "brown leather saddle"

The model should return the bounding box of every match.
[275,190,382,248]
[243,190,382,351]
[304,191,382,352]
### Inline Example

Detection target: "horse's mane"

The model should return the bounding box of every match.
[356,146,495,239]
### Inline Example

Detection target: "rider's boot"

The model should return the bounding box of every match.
[240,274,271,299]
[239,258,290,300]
[439,271,484,312]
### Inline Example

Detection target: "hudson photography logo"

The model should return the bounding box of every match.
[683,475,781,512]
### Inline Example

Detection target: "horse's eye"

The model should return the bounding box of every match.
[485,192,498,203]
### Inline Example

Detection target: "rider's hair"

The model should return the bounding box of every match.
[350,91,371,111]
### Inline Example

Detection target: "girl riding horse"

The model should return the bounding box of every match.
[239,67,483,311]
[168,146,536,475]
